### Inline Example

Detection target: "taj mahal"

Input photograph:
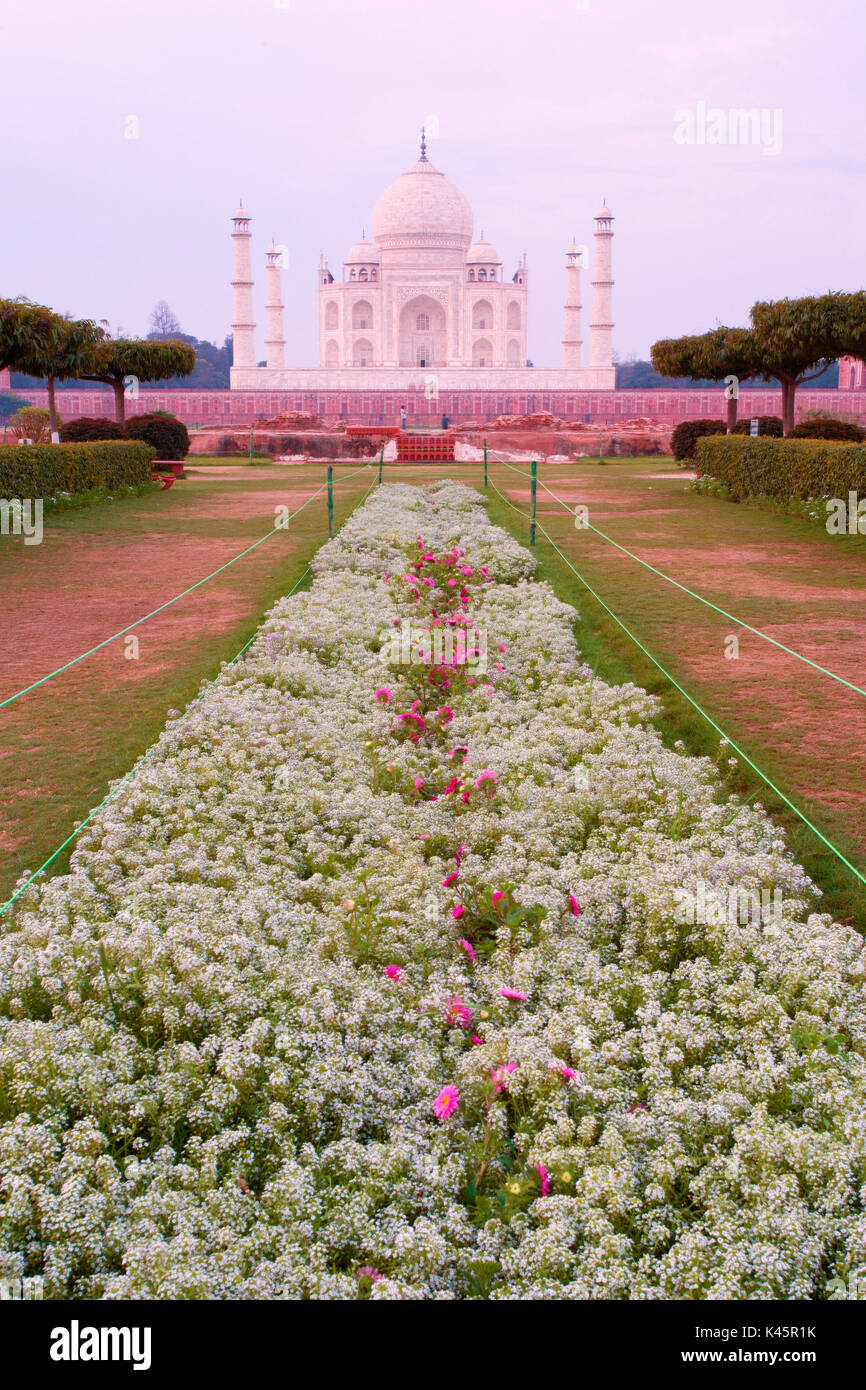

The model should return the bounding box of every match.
[229,137,616,393]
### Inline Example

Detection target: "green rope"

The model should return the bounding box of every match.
[486,478,532,520]
[0,563,313,915]
[534,518,866,889]
[0,467,378,917]
[486,456,866,700]
[1,466,372,710]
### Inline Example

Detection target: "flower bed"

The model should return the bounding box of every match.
[2,481,865,1300]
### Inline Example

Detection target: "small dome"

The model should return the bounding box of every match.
[466,238,500,263]
[233,204,249,220]
[595,202,613,219]
[346,238,380,263]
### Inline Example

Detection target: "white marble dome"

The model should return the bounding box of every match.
[372,157,473,248]
[346,237,379,263]
[466,238,500,263]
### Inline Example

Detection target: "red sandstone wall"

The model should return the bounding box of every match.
[13,386,866,429]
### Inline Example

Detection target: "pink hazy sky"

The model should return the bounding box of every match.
[1,0,862,366]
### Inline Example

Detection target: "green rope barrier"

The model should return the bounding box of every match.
[0,563,313,916]
[485,455,866,701]
[0,467,380,916]
[533,518,866,889]
[1,466,373,710]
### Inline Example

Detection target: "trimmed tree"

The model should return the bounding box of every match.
[651,327,764,431]
[76,339,196,423]
[749,292,866,434]
[0,298,104,436]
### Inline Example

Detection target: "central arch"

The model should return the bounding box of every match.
[398,294,447,368]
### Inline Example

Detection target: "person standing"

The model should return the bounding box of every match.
[400,405,407,429]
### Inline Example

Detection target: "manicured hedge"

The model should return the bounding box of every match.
[126,412,190,460]
[731,415,784,437]
[0,440,155,497]
[60,416,128,443]
[788,418,865,442]
[671,418,727,461]
[694,435,866,503]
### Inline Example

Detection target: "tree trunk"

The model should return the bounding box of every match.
[113,378,126,424]
[780,378,796,435]
[726,392,738,433]
[47,376,60,439]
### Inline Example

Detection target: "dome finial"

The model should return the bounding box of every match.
[420,126,428,161]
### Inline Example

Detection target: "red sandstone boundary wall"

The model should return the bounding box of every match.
[12,387,866,429]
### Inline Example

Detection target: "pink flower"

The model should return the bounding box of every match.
[375,687,391,703]
[444,996,471,1028]
[549,1063,578,1081]
[500,987,527,1001]
[452,904,465,920]
[397,711,425,735]
[383,571,390,581]
[491,1062,518,1092]
[497,643,506,652]
[443,776,461,795]
[535,1164,551,1197]
[455,843,467,867]
[434,1085,460,1120]
[383,964,405,981]
[442,871,459,887]
[458,937,476,963]
[569,894,580,917]
[439,705,454,725]
[357,1266,383,1282]
[413,776,424,790]
[476,769,498,795]
[471,1034,483,1046]
[491,890,504,906]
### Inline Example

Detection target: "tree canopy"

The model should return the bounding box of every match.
[749,292,866,432]
[0,297,104,434]
[651,327,765,430]
[652,294,866,433]
[77,338,197,422]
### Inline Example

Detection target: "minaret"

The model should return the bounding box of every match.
[589,203,614,368]
[562,239,583,370]
[265,242,286,369]
[231,203,256,369]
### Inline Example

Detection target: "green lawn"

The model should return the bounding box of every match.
[481,456,866,929]
[0,462,374,906]
[5,454,865,932]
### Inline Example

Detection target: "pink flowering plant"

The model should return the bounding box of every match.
[1,482,860,1303]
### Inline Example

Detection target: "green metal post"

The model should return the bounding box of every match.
[327,464,334,538]
[249,426,254,463]
[598,429,604,464]
[530,459,537,545]
[483,439,488,489]
[378,444,384,484]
